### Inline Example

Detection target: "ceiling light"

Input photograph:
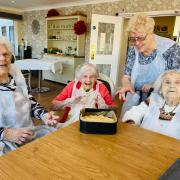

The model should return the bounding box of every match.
[11,0,15,3]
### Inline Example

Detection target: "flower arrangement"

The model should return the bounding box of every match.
[47,9,60,17]
[74,20,87,35]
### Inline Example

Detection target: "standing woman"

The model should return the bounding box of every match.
[117,12,180,117]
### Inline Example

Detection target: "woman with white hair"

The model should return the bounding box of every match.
[116,12,180,117]
[0,36,59,155]
[52,63,116,128]
[122,70,180,139]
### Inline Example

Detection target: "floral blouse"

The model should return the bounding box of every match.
[124,43,180,76]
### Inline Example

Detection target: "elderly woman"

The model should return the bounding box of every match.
[122,70,180,139]
[0,36,59,155]
[52,63,116,128]
[117,13,180,116]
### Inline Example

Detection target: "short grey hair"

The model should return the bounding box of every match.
[75,63,99,81]
[0,36,11,53]
[153,70,180,95]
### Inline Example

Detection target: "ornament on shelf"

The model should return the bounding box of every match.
[74,20,87,35]
[47,9,60,17]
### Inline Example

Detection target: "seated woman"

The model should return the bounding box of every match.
[0,36,59,155]
[52,63,116,128]
[122,70,180,139]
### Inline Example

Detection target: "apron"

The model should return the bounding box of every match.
[56,80,104,128]
[141,93,180,139]
[0,64,55,155]
[120,35,175,117]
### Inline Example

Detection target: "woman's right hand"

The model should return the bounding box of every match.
[66,96,83,106]
[116,75,135,101]
[3,128,35,145]
[116,85,135,102]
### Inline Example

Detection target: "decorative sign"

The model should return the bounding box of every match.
[91,43,96,60]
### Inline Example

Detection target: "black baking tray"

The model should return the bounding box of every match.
[79,108,117,134]
[159,158,180,180]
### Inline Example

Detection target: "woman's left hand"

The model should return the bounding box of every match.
[141,84,153,93]
[96,93,108,109]
[43,112,59,126]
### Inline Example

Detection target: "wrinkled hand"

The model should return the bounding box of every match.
[43,112,59,126]
[96,93,108,109]
[116,85,135,102]
[65,96,83,106]
[3,128,34,145]
[125,120,135,124]
[141,84,153,93]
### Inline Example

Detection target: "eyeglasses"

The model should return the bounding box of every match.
[0,53,11,58]
[129,35,147,43]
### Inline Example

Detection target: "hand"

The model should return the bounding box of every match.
[65,96,83,106]
[95,93,108,109]
[3,128,34,145]
[116,85,135,102]
[125,120,135,124]
[141,84,153,93]
[43,112,59,126]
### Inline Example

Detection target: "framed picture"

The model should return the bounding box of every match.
[154,25,168,33]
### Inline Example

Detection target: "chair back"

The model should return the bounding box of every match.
[98,73,115,99]
[11,53,16,63]
[12,53,31,91]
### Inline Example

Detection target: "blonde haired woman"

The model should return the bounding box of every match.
[122,70,180,139]
[117,13,180,117]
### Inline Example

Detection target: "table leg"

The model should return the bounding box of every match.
[31,70,50,93]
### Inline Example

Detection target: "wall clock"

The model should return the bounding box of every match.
[31,19,40,34]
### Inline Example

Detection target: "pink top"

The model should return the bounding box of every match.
[54,80,116,122]
[55,80,115,105]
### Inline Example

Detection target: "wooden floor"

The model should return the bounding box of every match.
[31,77,66,111]
[30,76,122,119]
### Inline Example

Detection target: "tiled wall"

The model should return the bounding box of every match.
[22,0,180,59]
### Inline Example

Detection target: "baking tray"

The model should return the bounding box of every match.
[79,108,117,134]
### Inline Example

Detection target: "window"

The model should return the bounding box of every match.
[0,18,16,54]
[1,26,6,36]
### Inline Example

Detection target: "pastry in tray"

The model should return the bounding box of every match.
[80,108,117,134]
[81,114,116,123]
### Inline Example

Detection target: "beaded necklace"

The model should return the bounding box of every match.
[159,102,179,121]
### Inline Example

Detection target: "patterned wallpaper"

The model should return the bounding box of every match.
[22,0,180,59]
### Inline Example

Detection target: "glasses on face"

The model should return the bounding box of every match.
[0,53,11,58]
[129,35,147,44]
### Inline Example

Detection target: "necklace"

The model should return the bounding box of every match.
[159,102,179,121]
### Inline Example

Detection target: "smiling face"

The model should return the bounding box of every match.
[129,32,155,54]
[161,72,180,106]
[0,44,11,79]
[80,70,97,91]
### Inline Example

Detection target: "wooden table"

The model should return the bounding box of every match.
[0,122,179,180]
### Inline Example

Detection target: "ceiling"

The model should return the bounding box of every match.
[0,0,113,12]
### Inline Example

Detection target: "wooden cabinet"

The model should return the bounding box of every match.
[42,54,84,84]
[44,15,86,84]
[46,15,86,56]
